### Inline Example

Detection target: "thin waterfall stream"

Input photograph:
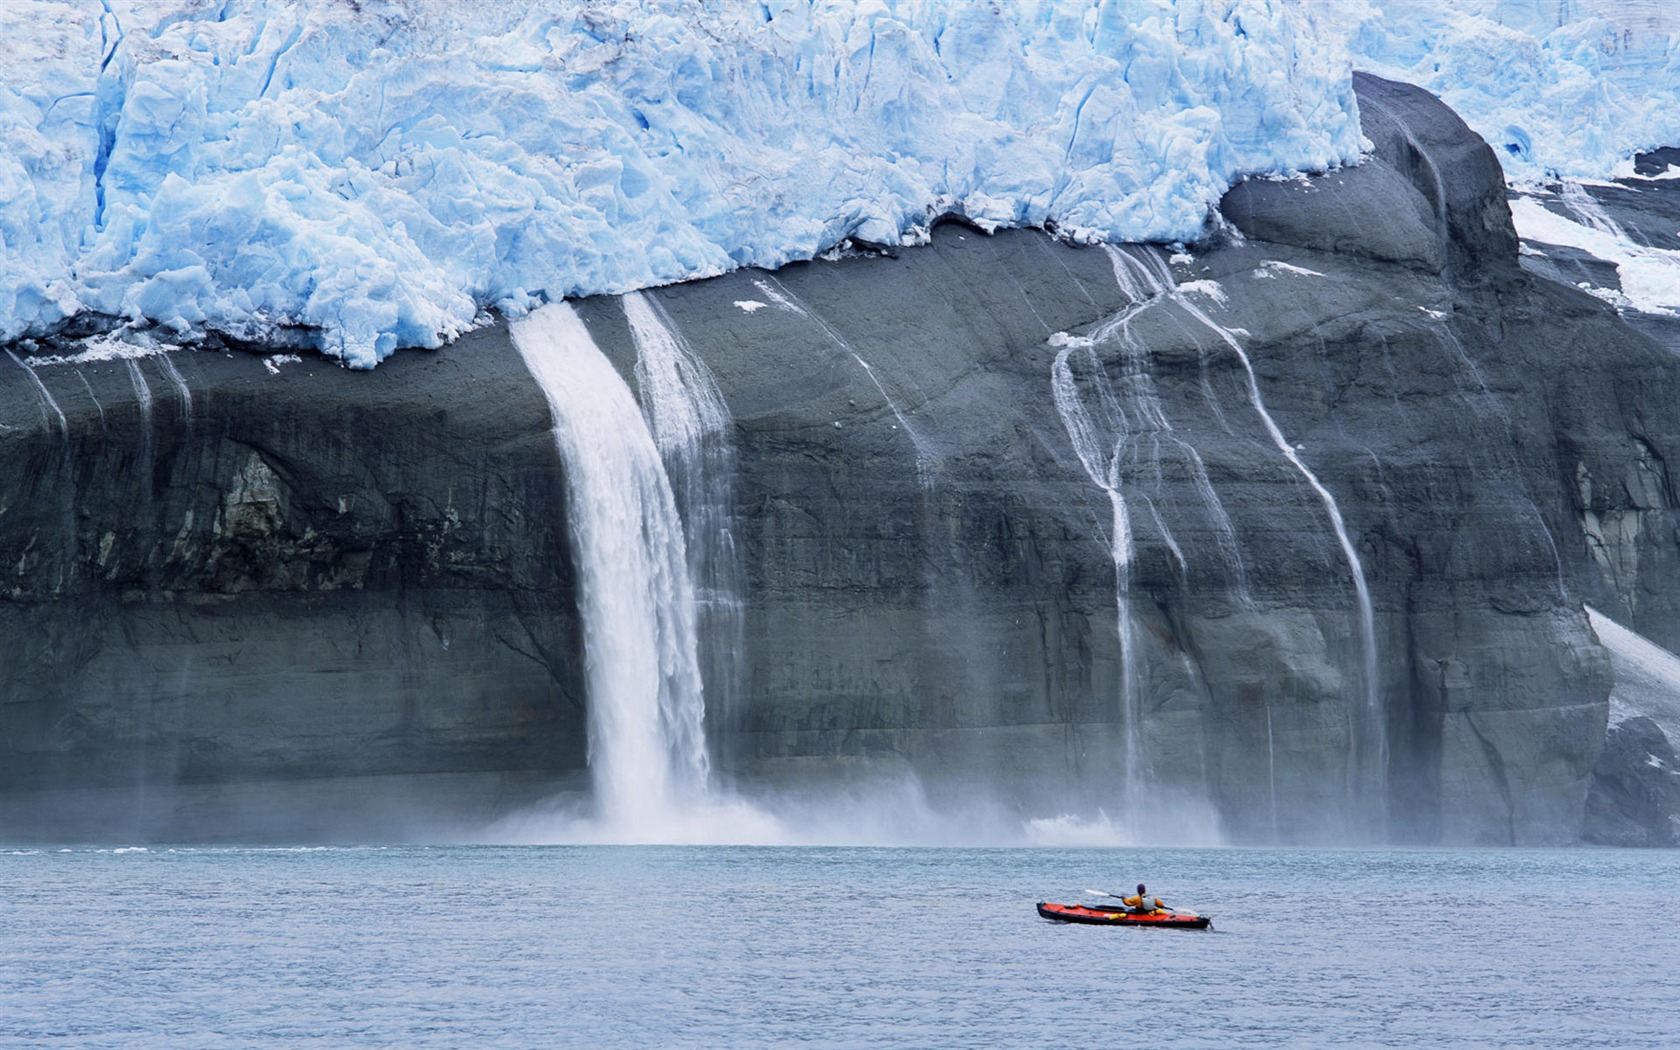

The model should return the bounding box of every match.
[1169,280,1387,827]
[753,275,938,482]
[1049,245,1252,831]
[1052,244,1386,833]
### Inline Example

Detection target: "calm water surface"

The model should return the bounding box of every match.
[2,845,1675,1048]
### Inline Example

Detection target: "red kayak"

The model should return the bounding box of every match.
[1037,901,1211,929]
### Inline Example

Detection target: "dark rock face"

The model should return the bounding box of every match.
[0,331,588,839]
[1508,155,1680,661]
[1351,73,1520,283]
[3,75,1679,843]
[1585,717,1680,847]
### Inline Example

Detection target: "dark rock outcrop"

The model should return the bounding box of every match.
[1585,717,1680,847]
[0,332,588,839]
[3,76,1680,844]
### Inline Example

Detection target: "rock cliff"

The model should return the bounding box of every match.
[3,75,1678,844]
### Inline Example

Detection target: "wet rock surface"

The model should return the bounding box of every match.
[4,76,1680,843]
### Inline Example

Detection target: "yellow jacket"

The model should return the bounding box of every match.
[1122,894,1164,912]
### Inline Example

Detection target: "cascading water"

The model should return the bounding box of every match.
[1170,282,1386,827]
[1053,243,1386,834]
[1428,323,1567,600]
[509,303,710,833]
[1050,340,1144,820]
[1049,246,1254,828]
[1103,247,1251,601]
[156,355,192,421]
[621,290,746,757]
[1559,180,1628,240]
[7,349,68,438]
[753,275,937,481]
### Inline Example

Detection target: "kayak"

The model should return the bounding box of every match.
[1036,901,1212,929]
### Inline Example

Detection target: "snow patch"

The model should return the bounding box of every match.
[1511,191,1680,316]
[1178,280,1228,305]
[732,300,768,314]
[1261,260,1327,278]
[1585,605,1680,747]
[26,331,183,366]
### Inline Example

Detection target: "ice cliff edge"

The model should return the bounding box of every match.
[1,0,1360,367]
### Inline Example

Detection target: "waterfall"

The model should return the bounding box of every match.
[622,290,745,753]
[1098,248,1251,598]
[157,354,192,422]
[1429,324,1567,601]
[1050,342,1144,816]
[509,303,709,831]
[126,359,153,416]
[7,350,68,438]
[1559,180,1628,240]
[1170,289,1386,825]
[1054,243,1387,831]
[753,275,937,481]
[1050,245,1256,825]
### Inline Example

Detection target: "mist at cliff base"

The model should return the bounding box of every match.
[481,765,1225,849]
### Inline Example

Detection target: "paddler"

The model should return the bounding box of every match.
[1123,883,1165,914]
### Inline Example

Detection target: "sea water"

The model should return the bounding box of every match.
[3,845,1675,1048]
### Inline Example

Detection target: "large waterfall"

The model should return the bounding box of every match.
[509,303,710,833]
[622,291,746,757]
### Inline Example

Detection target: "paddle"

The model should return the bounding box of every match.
[1082,888,1197,918]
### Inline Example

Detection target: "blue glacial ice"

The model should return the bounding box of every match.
[0,0,1361,367]
[1336,0,1680,184]
[1331,0,1680,319]
[5,0,1679,368]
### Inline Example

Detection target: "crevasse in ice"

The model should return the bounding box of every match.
[0,0,1360,366]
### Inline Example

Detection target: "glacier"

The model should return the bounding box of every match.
[1336,0,1680,185]
[4,0,1680,368]
[0,0,1361,367]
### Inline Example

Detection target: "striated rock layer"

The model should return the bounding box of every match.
[0,333,590,839]
[2,75,1678,843]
